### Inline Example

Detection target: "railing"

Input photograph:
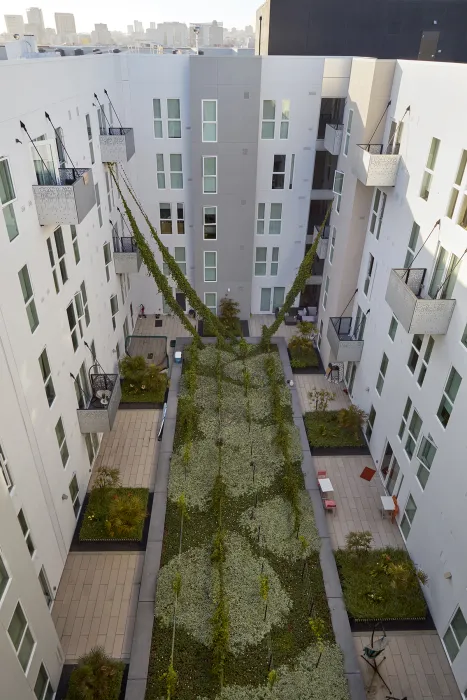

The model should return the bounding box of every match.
[330,316,355,340]
[358,144,384,154]
[101,127,133,136]
[113,236,137,253]
[314,225,330,240]
[86,373,118,411]
[395,268,426,297]
[327,123,343,132]
[58,167,90,186]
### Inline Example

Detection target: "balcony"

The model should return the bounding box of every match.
[33,168,96,225]
[314,225,330,260]
[306,255,324,285]
[355,144,400,187]
[77,373,121,433]
[327,317,364,362]
[100,127,135,163]
[385,268,456,335]
[324,124,343,155]
[113,236,142,274]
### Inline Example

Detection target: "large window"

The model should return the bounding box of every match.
[272,155,286,189]
[8,602,35,672]
[255,247,267,276]
[332,170,344,213]
[443,607,467,663]
[34,662,54,700]
[156,154,165,189]
[0,442,13,491]
[416,435,437,490]
[177,203,185,234]
[365,406,376,441]
[446,149,467,220]
[405,409,422,459]
[203,206,217,240]
[69,474,80,517]
[428,246,460,300]
[400,493,417,540]
[261,100,275,139]
[18,265,39,333]
[38,349,55,407]
[420,137,440,201]
[110,294,119,330]
[17,509,34,556]
[204,292,217,314]
[95,183,102,227]
[103,242,112,281]
[271,248,279,276]
[388,315,398,341]
[67,292,85,351]
[329,226,336,264]
[0,552,9,601]
[55,417,69,468]
[407,334,423,374]
[404,222,420,268]
[202,100,217,142]
[256,203,265,235]
[343,109,353,156]
[363,253,375,296]
[417,337,434,387]
[159,203,172,234]
[71,225,80,264]
[369,188,386,240]
[0,158,19,242]
[167,99,181,138]
[376,353,388,395]
[398,397,412,440]
[84,433,99,466]
[85,113,94,164]
[174,247,186,275]
[280,100,290,139]
[203,156,217,193]
[437,366,462,428]
[170,154,183,189]
[322,275,329,309]
[204,251,217,282]
[269,204,282,235]
[153,99,162,138]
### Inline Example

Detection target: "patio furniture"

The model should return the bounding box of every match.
[317,470,327,479]
[381,495,396,520]
[360,466,376,482]
[318,477,333,494]
[323,499,337,514]
[361,623,391,693]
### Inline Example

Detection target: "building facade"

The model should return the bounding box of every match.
[4,14,25,37]
[1,50,467,698]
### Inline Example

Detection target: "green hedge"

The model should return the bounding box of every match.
[289,345,319,369]
[79,487,149,541]
[304,411,365,448]
[335,547,427,620]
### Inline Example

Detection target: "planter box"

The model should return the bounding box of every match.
[349,611,435,633]
[310,443,370,456]
[55,663,128,700]
[287,347,325,375]
[198,319,249,337]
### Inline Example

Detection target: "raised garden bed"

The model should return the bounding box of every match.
[74,488,150,550]
[55,661,128,700]
[287,346,324,374]
[198,319,249,338]
[120,377,167,406]
[145,343,350,700]
[304,411,370,455]
[335,547,427,623]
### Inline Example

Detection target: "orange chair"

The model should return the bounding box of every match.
[391,496,399,523]
[324,499,336,514]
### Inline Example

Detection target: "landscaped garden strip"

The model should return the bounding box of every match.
[146,342,350,700]
[79,487,149,541]
[304,411,366,449]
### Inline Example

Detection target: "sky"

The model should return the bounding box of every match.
[2,0,259,33]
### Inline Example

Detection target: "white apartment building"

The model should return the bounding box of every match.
[1,49,467,698]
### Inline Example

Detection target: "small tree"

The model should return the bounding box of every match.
[92,466,121,492]
[105,492,146,538]
[66,647,124,700]
[338,404,368,440]
[259,573,270,621]
[297,320,316,340]
[309,617,326,667]
[346,530,373,556]
[219,295,241,334]
[119,355,147,393]
[145,364,166,393]
[308,388,335,412]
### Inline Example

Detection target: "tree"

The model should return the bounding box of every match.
[119,355,146,388]
[338,404,368,440]
[346,530,373,556]
[66,647,124,700]
[308,388,335,412]
[218,295,241,335]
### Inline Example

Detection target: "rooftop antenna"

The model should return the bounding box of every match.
[193,25,200,54]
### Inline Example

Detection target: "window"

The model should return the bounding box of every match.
[160,203,172,234]
[202,100,217,142]
[204,292,217,314]
[407,334,423,373]
[332,170,344,213]
[174,247,186,274]
[317,320,323,349]
[400,493,417,539]
[272,155,286,189]
[0,158,19,242]
[71,225,80,264]
[17,509,34,556]
[0,443,13,491]
[398,397,412,440]
[119,275,127,305]
[84,433,99,466]
[18,265,39,333]
[0,552,9,601]
[153,98,162,138]
[38,569,52,609]
[75,361,91,410]
[366,406,376,441]
[329,226,336,264]
[156,154,165,189]
[260,288,271,313]
[85,114,94,164]
[462,323,467,349]
[8,603,35,671]
[81,281,90,326]
[387,119,404,155]
[417,336,434,387]
[272,287,285,309]
[256,204,265,235]
[105,171,111,211]
[428,247,460,300]
[69,474,80,517]
[404,222,420,268]
[388,315,398,341]
[95,183,102,227]
[170,154,183,188]
[437,366,462,428]
[354,306,366,340]
[420,137,440,200]
[271,248,279,276]
[38,349,55,407]
[55,417,69,467]
[203,206,217,240]
[343,109,353,156]
[53,227,68,284]
[110,294,119,330]
[261,100,275,139]
[34,663,54,700]
[416,435,437,489]
[320,275,329,309]
[376,353,388,395]
[443,607,467,663]
[255,248,267,276]
[67,293,84,352]
[204,251,217,282]
[369,189,386,240]
[167,99,181,138]
[46,238,59,294]
[405,409,422,459]
[177,203,185,234]
[289,154,295,189]
[280,100,290,139]
[203,156,217,193]
[446,150,467,219]
[269,204,282,235]
[363,253,375,296]
[103,242,112,281]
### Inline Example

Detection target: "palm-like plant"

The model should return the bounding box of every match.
[66,647,124,700]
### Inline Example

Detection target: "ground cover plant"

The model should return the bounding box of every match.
[120,354,167,403]
[146,341,350,700]
[66,647,124,700]
[335,532,427,621]
[304,407,367,449]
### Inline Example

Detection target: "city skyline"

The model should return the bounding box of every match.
[1,0,257,35]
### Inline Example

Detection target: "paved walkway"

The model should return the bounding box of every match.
[295,372,350,412]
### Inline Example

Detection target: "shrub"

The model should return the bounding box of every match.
[80,488,149,541]
[308,388,335,412]
[66,647,124,700]
[92,466,121,492]
[337,405,368,441]
[219,296,241,335]
[120,354,166,401]
[345,531,373,555]
[119,354,147,390]
[304,411,366,448]
[106,491,147,538]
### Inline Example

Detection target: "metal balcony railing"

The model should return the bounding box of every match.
[77,372,121,433]
[327,316,364,362]
[113,236,137,254]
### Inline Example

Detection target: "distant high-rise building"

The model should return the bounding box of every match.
[127,24,134,34]
[92,23,113,45]
[150,22,156,29]
[189,21,224,47]
[4,14,25,36]
[54,13,76,36]
[156,22,188,46]
[134,20,143,34]
[26,6,45,42]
